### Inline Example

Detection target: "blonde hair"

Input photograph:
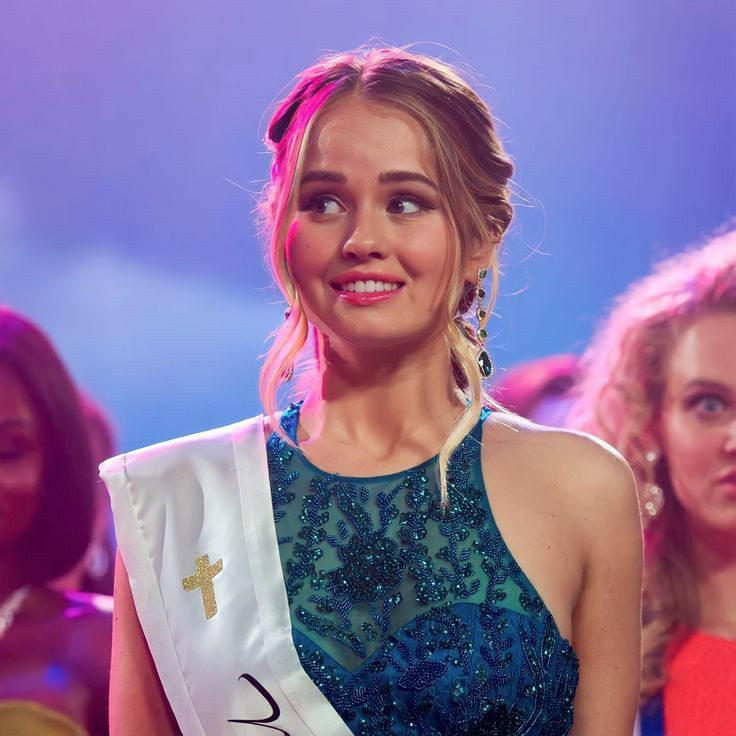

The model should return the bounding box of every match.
[570,228,736,701]
[258,46,514,502]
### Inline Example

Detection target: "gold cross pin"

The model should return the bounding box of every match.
[182,554,223,620]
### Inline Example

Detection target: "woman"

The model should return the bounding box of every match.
[53,396,117,596]
[0,307,112,735]
[572,230,736,735]
[103,47,642,735]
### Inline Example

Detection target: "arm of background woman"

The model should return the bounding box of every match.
[110,551,180,735]
[567,440,643,735]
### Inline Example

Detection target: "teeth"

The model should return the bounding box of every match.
[340,280,400,293]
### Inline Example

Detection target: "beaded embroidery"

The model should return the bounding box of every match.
[268,403,579,735]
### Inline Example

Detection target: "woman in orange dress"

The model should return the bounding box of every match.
[573,230,736,735]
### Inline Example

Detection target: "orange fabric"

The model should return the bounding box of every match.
[663,631,736,736]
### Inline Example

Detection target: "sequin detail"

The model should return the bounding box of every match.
[182,554,223,620]
[269,403,578,734]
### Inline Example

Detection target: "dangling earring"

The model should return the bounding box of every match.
[86,540,111,581]
[281,305,295,382]
[475,268,493,378]
[643,449,664,518]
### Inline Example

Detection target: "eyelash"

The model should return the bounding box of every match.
[298,194,341,214]
[388,195,436,214]
[299,193,436,215]
[685,393,727,416]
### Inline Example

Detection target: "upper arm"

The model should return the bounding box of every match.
[567,440,643,735]
[110,551,180,736]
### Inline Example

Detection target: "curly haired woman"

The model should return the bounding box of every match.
[573,229,736,736]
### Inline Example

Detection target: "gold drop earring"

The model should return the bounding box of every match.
[476,268,493,378]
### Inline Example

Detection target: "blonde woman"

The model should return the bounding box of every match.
[572,230,736,735]
[102,47,641,735]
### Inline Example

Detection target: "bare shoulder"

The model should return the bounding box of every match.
[16,589,112,682]
[483,411,640,539]
[486,410,635,487]
[65,593,113,681]
[61,591,113,651]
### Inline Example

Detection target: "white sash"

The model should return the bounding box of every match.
[100,415,352,736]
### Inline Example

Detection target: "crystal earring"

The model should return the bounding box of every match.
[643,449,664,518]
[475,268,493,378]
[281,305,295,382]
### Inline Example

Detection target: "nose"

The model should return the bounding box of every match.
[341,206,388,261]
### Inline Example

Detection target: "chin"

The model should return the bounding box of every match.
[696,511,736,536]
[333,331,419,352]
[316,319,416,346]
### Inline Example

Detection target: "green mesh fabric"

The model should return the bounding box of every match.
[268,403,578,735]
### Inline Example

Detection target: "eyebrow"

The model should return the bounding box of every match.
[379,170,437,189]
[682,379,732,394]
[300,170,346,185]
[300,169,437,189]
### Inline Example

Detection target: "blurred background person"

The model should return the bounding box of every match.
[491,353,580,426]
[0,306,111,735]
[571,229,736,735]
[53,396,117,596]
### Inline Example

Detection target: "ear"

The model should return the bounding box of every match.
[462,238,494,285]
[640,421,663,458]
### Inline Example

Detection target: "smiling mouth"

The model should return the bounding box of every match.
[333,279,403,293]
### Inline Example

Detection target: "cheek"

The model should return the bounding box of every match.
[661,411,720,500]
[403,222,452,278]
[284,221,303,276]
[284,222,333,333]
[0,461,43,549]
[424,239,455,311]
[285,221,321,291]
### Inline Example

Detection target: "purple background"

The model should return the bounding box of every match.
[1,1,734,450]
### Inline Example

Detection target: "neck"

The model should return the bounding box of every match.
[299,332,466,453]
[0,551,26,605]
[690,523,736,638]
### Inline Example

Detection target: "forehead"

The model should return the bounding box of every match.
[0,361,38,429]
[303,96,435,176]
[666,311,736,389]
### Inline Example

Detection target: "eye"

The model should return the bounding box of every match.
[0,436,37,464]
[387,196,430,215]
[303,194,343,216]
[688,393,728,420]
[0,448,28,463]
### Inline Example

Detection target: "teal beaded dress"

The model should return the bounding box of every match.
[268,403,579,735]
